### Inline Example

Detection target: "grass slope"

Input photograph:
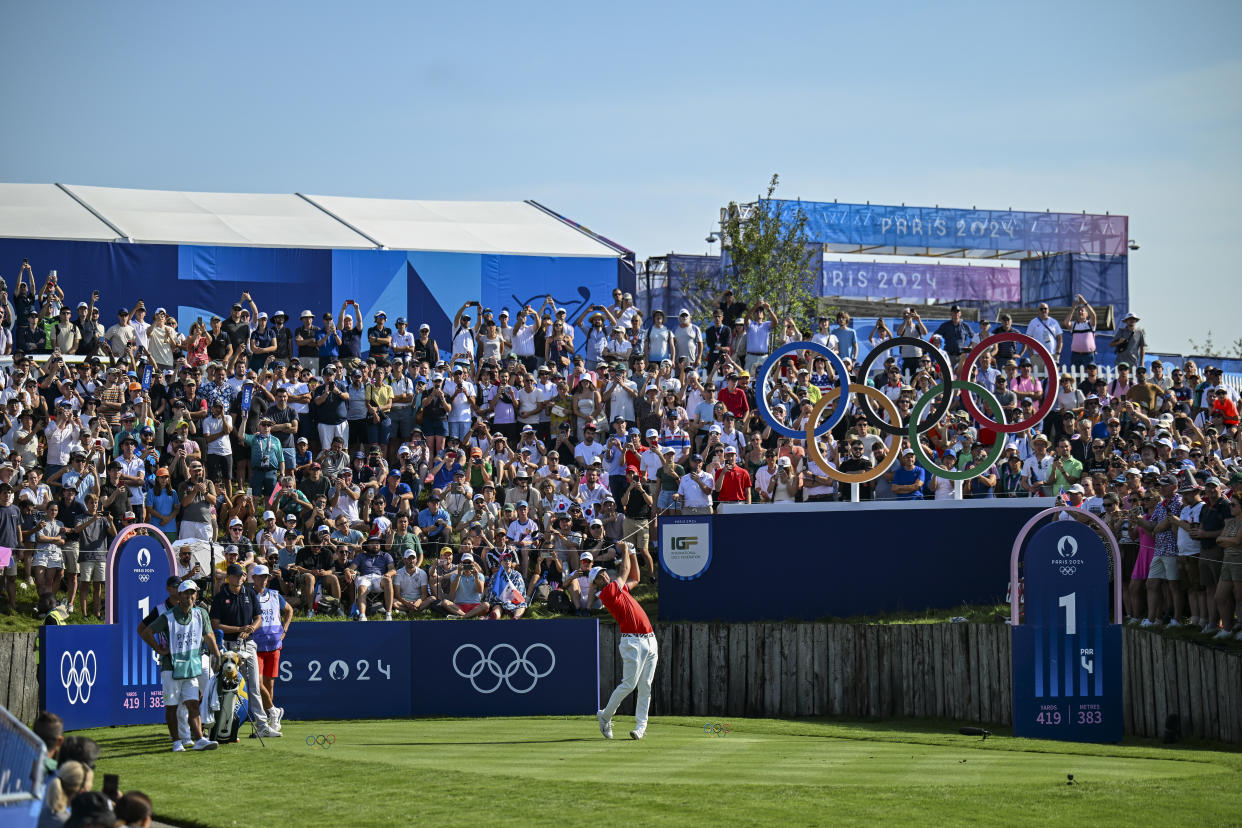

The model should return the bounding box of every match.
[78,716,1241,827]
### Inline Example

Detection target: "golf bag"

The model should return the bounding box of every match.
[208,653,251,744]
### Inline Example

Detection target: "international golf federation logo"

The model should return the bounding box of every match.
[671,536,698,550]
[452,643,555,694]
[1057,535,1078,559]
[60,650,97,705]
[136,547,151,567]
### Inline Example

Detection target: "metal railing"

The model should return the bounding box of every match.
[0,703,46,808]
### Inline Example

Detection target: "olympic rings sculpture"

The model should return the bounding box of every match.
[306,734,336,749]
[752,332,1055,485]
[703,721,732,736]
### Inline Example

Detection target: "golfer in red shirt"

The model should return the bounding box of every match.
[588,545,657,740]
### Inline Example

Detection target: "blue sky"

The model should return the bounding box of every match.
[1,0,1239,353]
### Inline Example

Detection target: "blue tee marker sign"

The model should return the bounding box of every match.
[1012,519,1122,743]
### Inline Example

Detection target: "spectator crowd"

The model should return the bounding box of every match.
[0,262,1239,633]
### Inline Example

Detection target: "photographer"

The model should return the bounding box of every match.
[417,493,453,557]
[244,416,285,499]
[76,492,114,618]
[349,535,395,621]
[712,445,752,505]
[293,525,341,616]
[439,552,489,618]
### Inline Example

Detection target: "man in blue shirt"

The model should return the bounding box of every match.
[350,536,395,621]
[418,493,452,555]
[832,312,858,361]
[933,305,973,362]
[886,448,927,500]
[378,469,414,515]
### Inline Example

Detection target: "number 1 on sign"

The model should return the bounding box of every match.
[1058,592,1076,635]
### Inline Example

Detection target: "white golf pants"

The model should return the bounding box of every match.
[602,633,658,730]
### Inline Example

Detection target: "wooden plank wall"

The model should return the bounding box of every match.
[599,624,1242,743]
[0,633,39,725]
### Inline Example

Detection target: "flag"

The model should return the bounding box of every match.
[267,482,282,506]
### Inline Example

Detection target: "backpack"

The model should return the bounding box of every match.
[546,589,575,615]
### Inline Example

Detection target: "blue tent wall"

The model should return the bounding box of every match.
[0,241,621,351]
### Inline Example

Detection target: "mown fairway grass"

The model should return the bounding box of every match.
[79,716,1242,827]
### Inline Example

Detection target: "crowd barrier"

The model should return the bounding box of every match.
[40,619,598,730]
[658,499,1052,622]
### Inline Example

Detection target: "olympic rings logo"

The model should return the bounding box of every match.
[305,734,336,749]
[1059,566,1077,576]
[754,332,1057,486]
[703,721,732,736]
[452,643,556,694]
[60,650,97,705]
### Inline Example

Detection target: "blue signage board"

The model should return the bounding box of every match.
[410,619,598,717]
[769,200,1128,256]
[108,532,174,725]
[41,619,599,727]
[40,625,122,731]
[1012,520,1122,743]
[276,621,414,720]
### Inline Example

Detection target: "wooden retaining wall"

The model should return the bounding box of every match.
[0,632,39,725]
[599,623,1242,743]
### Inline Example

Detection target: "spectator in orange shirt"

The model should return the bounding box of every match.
[1211,388,1239,427]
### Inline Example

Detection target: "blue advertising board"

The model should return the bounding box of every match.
[658,502,1047,621]
[40,619,599,727]
[411,619,598,717]
[106,531,175,725]
[1012,520,1122,743]
[275,621,414,720]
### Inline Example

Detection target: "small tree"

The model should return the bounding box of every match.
[720,174,820,329]
[1187,331,1242,359]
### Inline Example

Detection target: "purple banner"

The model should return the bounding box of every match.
[820,261,1020,302]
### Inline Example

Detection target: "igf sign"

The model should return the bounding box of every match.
[1011,517,1122,743]
[659,516,712,581]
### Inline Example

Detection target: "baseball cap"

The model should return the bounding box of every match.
[262,510,275,521]
[580,551,594,561]
[225,563,245,576]
[461,553,474,563]
[178,581,199,593]
[1067,484,1085,494]
[228,517,243,527]
[251,564,270,576]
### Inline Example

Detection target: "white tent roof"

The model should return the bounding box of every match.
[302,195,619,257]
[0,183,622,258]
[62,185,375,249]
[0,184,118,242]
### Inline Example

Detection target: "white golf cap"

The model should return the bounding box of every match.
[178,581,198,593]
[461,553,474,563]
[228,517,243,527]
[262,510,275,520]
[251,564,270,576]
[1067,484,1084,494]
[580,551,594,561]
